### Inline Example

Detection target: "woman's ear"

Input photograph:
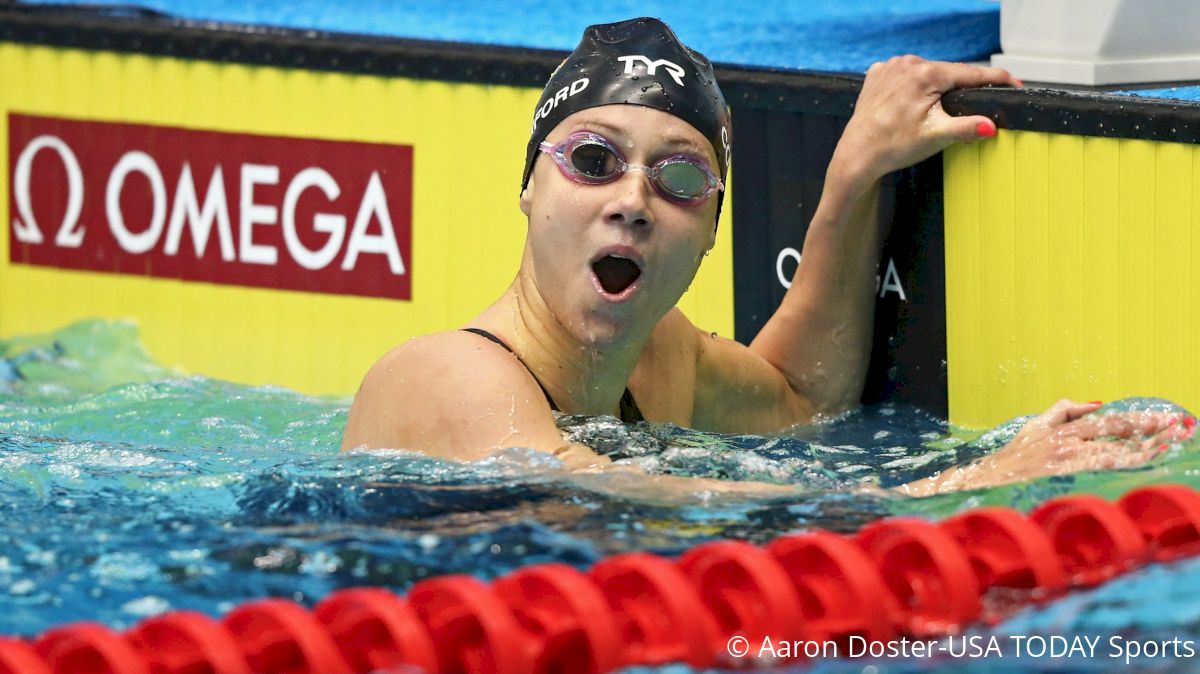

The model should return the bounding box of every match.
[519,175,535,217]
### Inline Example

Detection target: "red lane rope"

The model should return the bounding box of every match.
[4,483,1200,674]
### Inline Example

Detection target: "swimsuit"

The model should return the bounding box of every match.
[462,328,645,423]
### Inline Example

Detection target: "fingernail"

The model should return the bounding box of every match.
[1185,416,1196,430]
[1088,400,1103,406]
[976,121,996,138]
[1014,77,1024,87]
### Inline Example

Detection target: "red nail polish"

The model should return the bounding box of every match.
[1185,416,1196,430]
[976,121,996,138]
[1088,400,1103,406]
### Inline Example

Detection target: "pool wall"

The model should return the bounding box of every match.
[942,88,1200,426]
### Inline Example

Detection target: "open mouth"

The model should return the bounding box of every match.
[591,254,642,295]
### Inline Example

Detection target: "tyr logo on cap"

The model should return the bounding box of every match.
[616,55,686,87]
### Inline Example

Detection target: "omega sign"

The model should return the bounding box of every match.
[8,113,414,300]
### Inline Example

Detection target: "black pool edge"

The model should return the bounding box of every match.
[3,4,1200,141]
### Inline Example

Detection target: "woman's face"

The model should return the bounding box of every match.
[520,105,720,347]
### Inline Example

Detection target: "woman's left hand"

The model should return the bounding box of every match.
[831,56,1020,196]
[897,400,1195,496]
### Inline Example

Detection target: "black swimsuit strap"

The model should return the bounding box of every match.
[462,327,560,412]
[461,328,643,423]
[618,388,645,423]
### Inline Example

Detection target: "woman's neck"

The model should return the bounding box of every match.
[473,271,651,417]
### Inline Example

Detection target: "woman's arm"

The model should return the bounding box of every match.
[744,57,1019,422]
[574,401,1191,501]
[895,401,1192,496]
[692,59,1016,431]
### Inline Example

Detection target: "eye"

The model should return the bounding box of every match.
[569,141,620,179]
[657,160,708,197]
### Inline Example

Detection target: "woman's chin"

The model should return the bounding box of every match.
[569,316,632,348]
[563,306,652,349]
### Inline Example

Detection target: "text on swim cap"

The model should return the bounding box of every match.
[532,77,590,132]
[616,55,685,87]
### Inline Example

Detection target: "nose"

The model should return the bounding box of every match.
[602,168,653,228]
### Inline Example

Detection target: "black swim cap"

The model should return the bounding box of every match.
[521,17,731,216]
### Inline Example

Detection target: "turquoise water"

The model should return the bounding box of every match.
[18,0,1000,73]
[1114,87,1200,103]
[2,320,1199,672]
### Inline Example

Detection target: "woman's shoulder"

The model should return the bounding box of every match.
[359,329,547,402]
[643,308,704,362]
[341,330,563,457]
[374,329,513,364]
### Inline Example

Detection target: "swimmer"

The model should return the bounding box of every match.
[342,17,1191,496]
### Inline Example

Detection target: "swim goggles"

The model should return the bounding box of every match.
[538,131,723,205]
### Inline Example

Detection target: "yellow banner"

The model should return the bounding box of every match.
[0,43,734,394]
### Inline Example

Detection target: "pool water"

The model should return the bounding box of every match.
[18,0,1001,73]
[2,319,1199,672]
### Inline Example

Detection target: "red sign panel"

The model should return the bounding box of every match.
[8,113,413,300]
